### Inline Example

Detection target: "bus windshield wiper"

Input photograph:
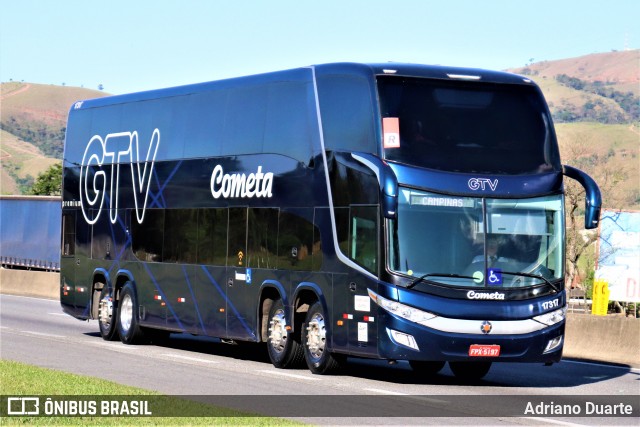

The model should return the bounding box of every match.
[500,270,560,293]
[407,273,476,289]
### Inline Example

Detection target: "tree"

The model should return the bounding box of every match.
[29,163,62,196]
[560,133,626,290]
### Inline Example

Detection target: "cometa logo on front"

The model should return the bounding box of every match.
[467,291,506,300]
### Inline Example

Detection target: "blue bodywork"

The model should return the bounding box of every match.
[60,62,600,366]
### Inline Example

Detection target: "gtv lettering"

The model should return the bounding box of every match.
[79,129,160,225]
[468,177,498,191]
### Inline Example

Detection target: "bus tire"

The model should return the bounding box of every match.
[266,299,304,368]
[117,283,146,345]
[409,360,445,376]
[97,284,118,341]
[449,361,492,381]
[303,301,340,374]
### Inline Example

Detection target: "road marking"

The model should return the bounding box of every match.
[20,331,65,338]
[363,388,408,396]
[48,312,70,316]
[160,353,219,364]
[520,416,586,426]
[0,294,55,302]
[257,369,321,381]
[413,396,449,404]
[88,341,140,351]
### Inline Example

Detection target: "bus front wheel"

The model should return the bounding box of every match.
[266,299,303,368]
[303,301,341,374]
[449,361,492,381]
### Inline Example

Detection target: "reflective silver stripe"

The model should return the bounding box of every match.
[417,316,547,335]
[351,153,381,183]
[309,66,377,280]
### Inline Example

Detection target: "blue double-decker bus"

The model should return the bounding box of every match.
[61,63,601,379]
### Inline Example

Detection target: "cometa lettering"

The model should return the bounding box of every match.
[467,291,505,300]
[210,165,274,199]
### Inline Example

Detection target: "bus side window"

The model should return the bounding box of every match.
[316,74,376,153]
[131,209,165,262]
[247,208,279,269]
[62,212,75,256]
[278,210,316,271]
[264,82,314,164]
[164,209,198,264]
[197,208,228,266]
[227,208,247,267]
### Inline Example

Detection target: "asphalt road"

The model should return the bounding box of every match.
[1,294,638,425]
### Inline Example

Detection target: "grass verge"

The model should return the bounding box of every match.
[0,359,301,426]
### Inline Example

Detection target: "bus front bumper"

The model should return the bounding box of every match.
[378,314,565,364]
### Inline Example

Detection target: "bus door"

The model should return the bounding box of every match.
[61,210,91,316]
[345,205,380,357]
[60,210,77,312]
[225,207,257,340]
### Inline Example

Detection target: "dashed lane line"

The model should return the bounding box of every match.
[19,331,65,338]
[256,369,321,381]
[520,416,586,426]
[363,388,408,396]
[159,353,220,364]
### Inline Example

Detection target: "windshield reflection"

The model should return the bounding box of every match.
[388,189,564,288]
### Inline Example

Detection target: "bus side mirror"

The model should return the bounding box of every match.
[351,153,398,219]
[562,165,602,229]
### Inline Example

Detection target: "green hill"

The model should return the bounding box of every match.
[1,82,108,158]
[0,129,60,194]
[510,50,640,124]
[0,83,108,194]
[555,122,639,209]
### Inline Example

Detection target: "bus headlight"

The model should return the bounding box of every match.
[533,307,566,326]
[368,289,437,325]
[544,335,563,353]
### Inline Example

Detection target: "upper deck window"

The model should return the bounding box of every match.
[378,76,560,174]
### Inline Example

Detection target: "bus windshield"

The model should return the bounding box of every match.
[388,189,564,288]
[377,76,561,174]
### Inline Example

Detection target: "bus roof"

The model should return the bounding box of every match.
[70,62,534,112]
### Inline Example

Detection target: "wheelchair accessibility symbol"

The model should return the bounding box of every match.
[487,268,502,286]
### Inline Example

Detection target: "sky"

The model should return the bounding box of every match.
[1,0,639,95]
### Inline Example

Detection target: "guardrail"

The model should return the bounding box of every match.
[1,257,60,271]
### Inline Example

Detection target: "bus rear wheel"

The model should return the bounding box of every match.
[117,283,146,345]
[303,301,341,374]
[449,361,492,381]
[266,299,303,368]
[97,284,118,341]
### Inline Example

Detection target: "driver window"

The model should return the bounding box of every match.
[349,205,378,274]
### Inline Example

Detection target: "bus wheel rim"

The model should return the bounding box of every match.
[307,312,326,360]
[268,309,288,353]
[120,294,133,333]
[99,293,113,328]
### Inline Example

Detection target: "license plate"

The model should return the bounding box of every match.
[469,344,500,357]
